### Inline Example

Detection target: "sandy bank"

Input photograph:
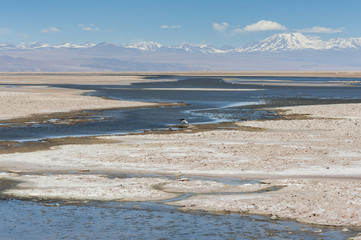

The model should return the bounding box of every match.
[1,172,267,202]
[169,178,361,227]
[1,173,177,202]
[0,85,156,121]
[0,73,162,86]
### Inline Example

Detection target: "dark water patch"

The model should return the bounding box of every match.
[0,106,188,141]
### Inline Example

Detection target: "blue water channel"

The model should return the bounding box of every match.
[1,76,360,141]
[0,198,357,240]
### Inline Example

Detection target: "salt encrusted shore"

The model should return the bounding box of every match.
[1,102,360,228]
[170,178,361,227]
[0,85,157,121]
[1,172,268,202]
[0,73,361,231]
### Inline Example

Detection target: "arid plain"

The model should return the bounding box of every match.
[0,72,361,238]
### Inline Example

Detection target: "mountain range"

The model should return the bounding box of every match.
[1,33,361,71]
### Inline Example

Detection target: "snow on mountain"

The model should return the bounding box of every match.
[175,43,226,53]
[241,33,326,52]
[113,34,360,53]
[124,42,162,52]
[122,41,225,53]
[350,38,361,47]
[1,33,361,72]
[28,42,51,49]
[0,43,16,50]
[327,37,361,49]
[15,43,28,49]
[53,42,96,48]
[0,42,96,50]
[1,33,361,53]
[240,33,361,52]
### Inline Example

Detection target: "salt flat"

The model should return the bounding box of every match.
[0,72,360,231]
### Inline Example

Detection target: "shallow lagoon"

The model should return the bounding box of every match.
[1,76,361,141]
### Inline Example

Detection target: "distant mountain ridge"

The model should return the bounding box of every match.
[2,33,361,53]
[1,33,361,71]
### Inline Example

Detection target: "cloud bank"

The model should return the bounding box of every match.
[298,26,344,34]
[212,22,229,33]
[160,25,181,29]
[41,27,60,33]
[78,24,100,31]
[234,20,287,33]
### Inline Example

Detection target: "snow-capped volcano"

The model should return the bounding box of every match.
[240,33,361,52]
[241,33,325,52]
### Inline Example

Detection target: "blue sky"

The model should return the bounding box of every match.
[1,0,361,47]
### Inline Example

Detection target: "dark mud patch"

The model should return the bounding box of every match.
[0,136,117,154]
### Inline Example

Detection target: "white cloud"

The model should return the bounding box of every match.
[234,20,287,33]
[41,27,60,33]
[212,22,229,33]
[160,25,181,29]
[78,24,100,31]
[298,26,344,34]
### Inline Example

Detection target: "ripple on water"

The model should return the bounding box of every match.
[0,198,358,239]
